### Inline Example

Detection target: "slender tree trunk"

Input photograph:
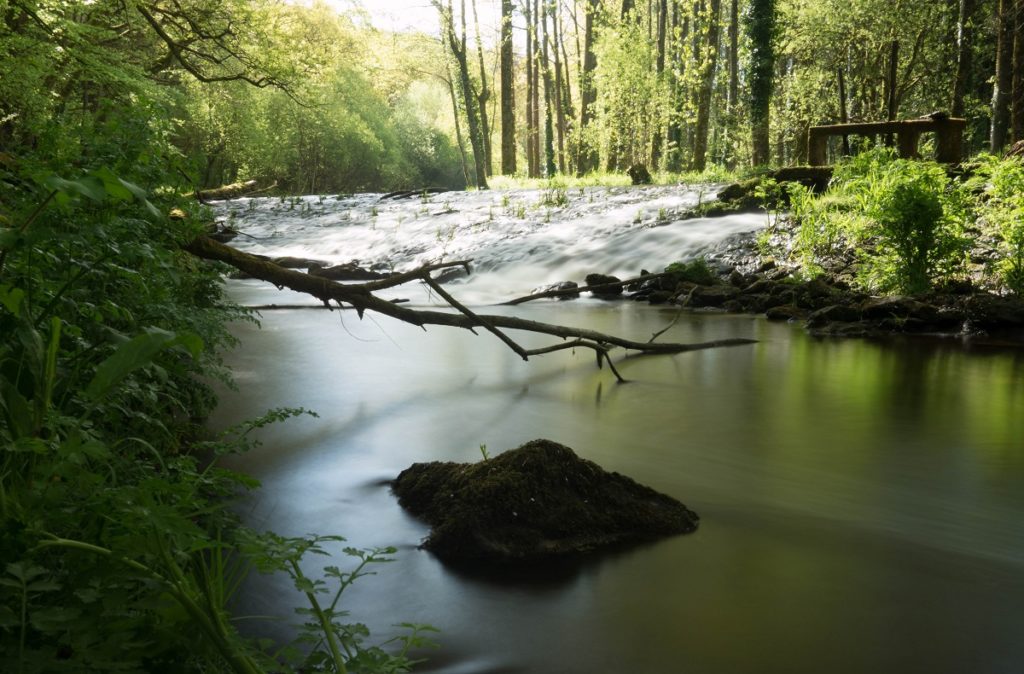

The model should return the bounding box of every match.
[951,0,976,117]
[578,0,599,174]
[728,0,738,109]
[500,0,516,175]
[838,67,851,155]
[992,0,1014,152]
[747,0,776,166]
[666,3,688,172]
[524,0,539,177]
[1012,0,1024,142]
[692,0,721,171]
[651,0,668,168]
[438,1,488,188]
[541,0,557,176]
[886,40,899,120]
[470,0,492,176]
[551,1,568,171]
[444,66,472,185]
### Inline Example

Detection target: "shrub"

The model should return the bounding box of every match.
[969,155,1024,295]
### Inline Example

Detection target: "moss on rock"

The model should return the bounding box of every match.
[392,439,699,565]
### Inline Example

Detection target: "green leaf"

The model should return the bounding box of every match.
[0,284,25,316]
[84,329,178,401]
[92,167,134,201]
[0,379,33,439]
[0,228,22,249]
[44,175,106,202]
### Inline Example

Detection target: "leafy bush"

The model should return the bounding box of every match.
[969,155,1024,295]
[785,149,969,294]
[665,257,717,285]
[0,171,426,673]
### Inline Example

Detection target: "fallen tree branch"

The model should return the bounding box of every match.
[184,235,755,379]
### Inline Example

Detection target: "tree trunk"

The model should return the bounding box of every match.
[838,67,851,156]
[470,0,492,176]
[728,0,738,110]
[747,0,775,167]
[551,2,568,172]
[951,0,976,118]
[438,1,489,189]
[692,0,722,172]
[541,0,557,176]
[651,0,669,169]
[886,40,899,120]
[500,0,516,175]
[992,0,1014,152]
[577,0,599,174]
[665,4,688,172]
[1012,0,1024,142]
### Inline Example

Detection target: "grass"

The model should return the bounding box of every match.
[487,166,743,190]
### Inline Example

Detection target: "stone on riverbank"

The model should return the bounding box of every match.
[392,439,699,565]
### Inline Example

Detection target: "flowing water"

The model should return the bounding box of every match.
[210,186,1024,674]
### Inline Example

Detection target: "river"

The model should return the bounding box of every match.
[209,186,1024,674]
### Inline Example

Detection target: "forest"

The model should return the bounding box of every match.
[2,0,1024,673]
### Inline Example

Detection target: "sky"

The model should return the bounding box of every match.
[324,0,502,35]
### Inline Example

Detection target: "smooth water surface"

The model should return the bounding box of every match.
[212,300,1024,674]
[210,188,1024,673]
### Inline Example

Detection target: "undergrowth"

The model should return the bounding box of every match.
[0,161,433,672]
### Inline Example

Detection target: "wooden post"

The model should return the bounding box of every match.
[808,127,828,166]
[896,130,920,159]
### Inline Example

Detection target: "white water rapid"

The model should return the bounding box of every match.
[216,184,763,304]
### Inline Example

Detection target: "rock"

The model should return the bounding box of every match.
[681,285,738,308]
[309,263,389,281]
[765,305,807,321]
[806,304,862,326]
[859,296,939,322]
[392,439,699,565]
[585,273,624,297]
[433,266,469,284]
[627,164,653,185]
[962,293,1024,327]
[533,281,580,299]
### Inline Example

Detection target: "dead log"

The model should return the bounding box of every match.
[184,235,756,381]
[196,180,277,202]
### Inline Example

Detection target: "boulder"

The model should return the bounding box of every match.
[533,281,580,299]
[392,439,699,565]
[765,305,807,321]
[585,273,624,297]
[627,164,653,185]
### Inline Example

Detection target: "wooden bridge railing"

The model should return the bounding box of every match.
[807,116,966,166]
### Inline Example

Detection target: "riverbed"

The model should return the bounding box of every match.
[210,187,1024,674]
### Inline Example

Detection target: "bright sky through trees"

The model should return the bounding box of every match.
[324,0,501,34]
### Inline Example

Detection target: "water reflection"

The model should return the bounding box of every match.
[211,300,1024,674]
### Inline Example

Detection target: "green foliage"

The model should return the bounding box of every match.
[0,163,424,671]
[664,257,717,285]
[968,155,1024,295]
[782,150,969,294]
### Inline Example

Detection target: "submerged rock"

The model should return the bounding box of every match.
[392,439,699,565]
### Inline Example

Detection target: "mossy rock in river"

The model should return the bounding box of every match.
[392,439,699,565]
